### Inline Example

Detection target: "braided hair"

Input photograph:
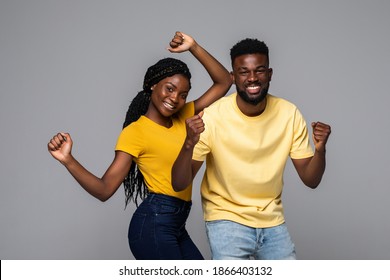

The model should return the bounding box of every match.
[122,57,191,207]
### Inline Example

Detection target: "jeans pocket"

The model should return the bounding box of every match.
[157,203,180,215]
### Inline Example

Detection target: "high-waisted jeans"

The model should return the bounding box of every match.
[128,193,204,260]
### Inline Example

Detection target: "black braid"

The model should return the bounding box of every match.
[122,57,191,207]
[122,90,151,207]
[123,91,151,128]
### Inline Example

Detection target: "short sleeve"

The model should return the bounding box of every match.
[115,123,144,158]
[290,108,314,159]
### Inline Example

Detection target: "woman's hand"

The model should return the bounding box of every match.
[47,132,72,164]
[168,31,196,53]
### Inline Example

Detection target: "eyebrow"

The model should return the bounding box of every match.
[166,82,189,93]
[238,65,268,70]
[165,82,177,88]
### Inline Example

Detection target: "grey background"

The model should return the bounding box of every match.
[1,0,389,260]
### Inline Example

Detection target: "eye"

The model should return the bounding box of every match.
[181,93,188,100]
[166,86,174,92]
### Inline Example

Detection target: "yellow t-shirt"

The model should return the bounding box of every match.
[193,93,314,227]
[115,102,195,201]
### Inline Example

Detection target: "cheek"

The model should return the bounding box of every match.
[266,72,272,82]
[259,75,271,84]
[233,75,244,85]
[179,98,187,107]
[235,78,246,89]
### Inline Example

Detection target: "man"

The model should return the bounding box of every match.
[172,38,331,260]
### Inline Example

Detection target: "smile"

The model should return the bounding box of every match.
[246,85,261,94]
[163,102,176,110]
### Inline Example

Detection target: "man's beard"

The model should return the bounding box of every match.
[236,84,269,105]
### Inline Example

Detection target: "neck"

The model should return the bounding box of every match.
[236,94,267,117]
[144,111,173,128]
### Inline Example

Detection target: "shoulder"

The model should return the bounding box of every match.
[268,94,297,108]
[204,93,235,113]
[175,101,195,120]
[267,94,300,116]
[123,117,145,130]
[120,117,146,137]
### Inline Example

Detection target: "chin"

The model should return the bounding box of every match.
[237,87,268,105]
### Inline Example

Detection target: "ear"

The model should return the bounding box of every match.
[268,68,273,82]
[230,71,235,84]
[151,85,156,91]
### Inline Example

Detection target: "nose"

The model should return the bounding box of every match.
[169,91,179,104]
[247,71,258,82]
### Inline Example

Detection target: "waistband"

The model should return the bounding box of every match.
[146,193,192,208]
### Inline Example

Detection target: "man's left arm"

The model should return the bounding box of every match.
[292,121,332,189]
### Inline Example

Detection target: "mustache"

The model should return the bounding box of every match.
[245,81,269,87]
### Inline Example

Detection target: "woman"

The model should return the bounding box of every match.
[47,31,232,259]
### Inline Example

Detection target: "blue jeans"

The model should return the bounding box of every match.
[128,193,204,260]
[206,220,296,260]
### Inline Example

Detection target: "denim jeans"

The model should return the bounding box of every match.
[128,193,203,260]
[206,220,296,260]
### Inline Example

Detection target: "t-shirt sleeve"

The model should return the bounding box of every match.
[178,101,195,120]
[115,123,144,158]
[290,108,314,159]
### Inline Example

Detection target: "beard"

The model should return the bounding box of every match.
[236,84,269,105]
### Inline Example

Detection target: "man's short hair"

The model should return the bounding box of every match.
[230,38,269,65]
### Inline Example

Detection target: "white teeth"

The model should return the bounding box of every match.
[247,86,260,90]
[163,102,175,109]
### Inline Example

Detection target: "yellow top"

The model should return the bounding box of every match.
[116,102,194,201]
[193,93,314,227]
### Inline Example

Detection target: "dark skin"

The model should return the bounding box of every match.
[172,53,331,191]
[47,31,232,202]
